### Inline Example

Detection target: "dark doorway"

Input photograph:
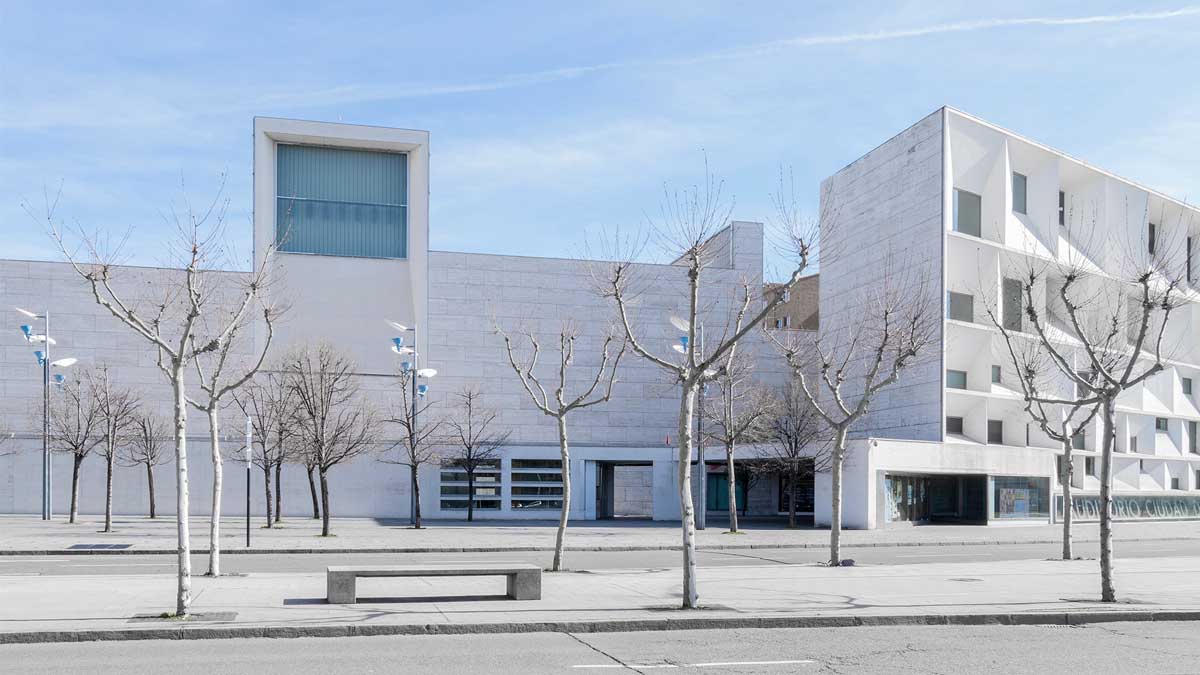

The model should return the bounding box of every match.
[595,461,653,520]
[885,474,986,524]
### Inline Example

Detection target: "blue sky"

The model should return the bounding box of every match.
[2,2,1198,275]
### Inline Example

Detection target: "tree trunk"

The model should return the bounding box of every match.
[1060,436,1074,560]
[146,462,156,519]
[788,473,797,529]
[553,415,571,572]
[830,426,848,567]
[319,468,331,537]
[103,443,115,533]
[171,368,192,617]
[306,465,320,520]
[411,464,422,529]
[1099,397,1116,602]
[70,455,83,524]
[262,465,273,528]
[467,471,475,523]
[206,407,222,577]
[677,385,699,608]
[273,460,283,525]
[726,443,738,534]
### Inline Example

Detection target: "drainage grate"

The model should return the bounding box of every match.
[68,543,133,550]
[129,612,238,623]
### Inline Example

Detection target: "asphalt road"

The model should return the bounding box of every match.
[3,623,1197,673]
[0,537,1195,576]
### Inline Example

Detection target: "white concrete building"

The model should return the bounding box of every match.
[818,107,1200,529]
[0,117,798,522]
[6,109,1193,530]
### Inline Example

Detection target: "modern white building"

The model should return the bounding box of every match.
[0,117,797,522]
[3,109,1196,529]
[817,107,1200,529]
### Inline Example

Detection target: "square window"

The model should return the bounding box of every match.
[1129,436,1139,453]
[275,144,409,259]
[991,365,1002,384]
[947,291,974,323]
[1149,222,1157,255]
[1172,477,1181,490]
[954,189,982,237]
[1139,459,1145,472]
[1195,469,1200,490]
[1189,421,1197,454]
[1155,417,1169,432]
[1058,190,1065,225]
[1086,457,1096,476]
[946,416,965,435]
[1072,430,1085,450]
[946,370,968,390]
[1012,172,1027,214]
[1184,377,1194,396]
[987,419,1003,444]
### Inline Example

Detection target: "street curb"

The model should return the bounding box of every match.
[2,609,1199,644]
[0,535,1195,556]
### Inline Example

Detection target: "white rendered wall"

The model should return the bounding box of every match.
[816,109,945,442]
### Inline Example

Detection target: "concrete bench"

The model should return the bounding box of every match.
[326,564,542,604]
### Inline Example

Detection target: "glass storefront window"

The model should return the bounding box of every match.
[992,476,1049,519]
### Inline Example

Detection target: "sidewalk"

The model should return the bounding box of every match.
[3,514,1200,555]
[2,557,1199,643]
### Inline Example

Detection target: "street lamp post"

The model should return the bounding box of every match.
[17,307,75,521]
[386,320,436,526]
[695,326,707,531]
[245,415,252,548]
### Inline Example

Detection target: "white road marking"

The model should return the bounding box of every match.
[573,666,677,670]
[68,563,173,567]
[573,660,813,669]
[692,660,814,667]
[894,553,976,558]
[0,558,70,562]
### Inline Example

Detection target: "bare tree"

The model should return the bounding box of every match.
[700,351,773,533]
[286,343,379,537]
[761,380,828,528]
[301,450,322,521]
[445,387,511,523]
[188,299,277,576]
[770,268,937,566]
[236,370,294,528]
[598,168,817,608]
[90,366,140,533]
[121,413,169,519]
[382,365,444,530]
[984,293,1101,560]
[45,183,275,616]
[1002,210,1187,602]
[499,324,625,570]
[47,374,102,524]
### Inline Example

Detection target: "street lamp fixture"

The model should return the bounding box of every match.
[385,319,436,525]
[17,306,76,521]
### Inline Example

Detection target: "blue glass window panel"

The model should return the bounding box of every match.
[275,144,407,258]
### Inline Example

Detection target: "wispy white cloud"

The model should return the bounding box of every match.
[266,6,1200,107]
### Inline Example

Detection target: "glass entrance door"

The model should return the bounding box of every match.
[886,475,930,522]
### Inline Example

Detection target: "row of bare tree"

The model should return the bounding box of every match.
[35,167,1187,620]
[45,367,168,525]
